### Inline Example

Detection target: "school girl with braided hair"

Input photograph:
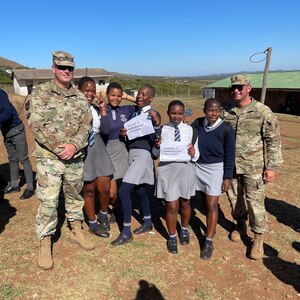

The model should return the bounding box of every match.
[78,76,115,238]
[153,100,199,254]
[191,97,235,259]
[104,82,136,223]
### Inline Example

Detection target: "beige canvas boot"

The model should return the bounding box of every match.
[230,220,247,242]
[249,233,264,260]
[69,220,95,250]
[37,235,53,270]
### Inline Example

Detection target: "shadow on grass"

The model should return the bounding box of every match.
[190,191,241,248]
[0,198,17,234]
[134,279,165,300]
[132,184,169,240]
[0,163,10,190]
[265,197,300,233]
[263,243,300,292]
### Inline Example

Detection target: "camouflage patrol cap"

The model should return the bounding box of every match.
[229,74,250,87]
[52,51,75,67]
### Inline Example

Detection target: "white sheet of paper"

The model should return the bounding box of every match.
[124,113,155,140]
[160,142,190,162]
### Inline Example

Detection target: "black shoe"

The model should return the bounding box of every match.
[200,241,214,260]
[111,233,133,246]
[167,239,178,254]
[109,213,116,224]
[179,230,190,245]
[133,223,153,235]
[20,189,34,200]
[4,183,20,194]
[89,224,110,238]
[97,216,110,231]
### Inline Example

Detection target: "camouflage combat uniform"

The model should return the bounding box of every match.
[25,80,91,239]
[222,97,283,233]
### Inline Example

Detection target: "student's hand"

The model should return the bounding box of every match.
[187,143,195,158]
[263,169,276,183]
[148,111,160,126]
[221,179,231,192]
[120,128,127,137]
[122,92,136,102]
[99,90,106,101]
[154,136,162,149]
[57,143,77,160]
[97,96,107,116]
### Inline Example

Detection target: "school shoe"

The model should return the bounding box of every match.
[200,240,214,260]
[3,183,20,194]
[69,221,95,250]
[109,213,116,224]
[167,239,178,254]
[133,223,153,235]
[20,189,35,200]
[37,235,53,270]
[97,216,110,231]
[179,230,190,245]
[111,233,133,246]
[249,233,264,260]
[230,221,247,242]
[89,224,110,238]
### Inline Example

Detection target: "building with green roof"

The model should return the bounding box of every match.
[203,71,300,115]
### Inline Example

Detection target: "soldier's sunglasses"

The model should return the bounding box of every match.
[230,85,245,92]
[56,65,74,72]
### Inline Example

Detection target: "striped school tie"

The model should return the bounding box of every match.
[88,127,95,146]
[174,126,181,142]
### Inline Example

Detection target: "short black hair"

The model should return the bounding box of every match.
[167,99,185,111]
[106,82,123,94]
[141,84,155,97]
[78,76,95,89]
[204,97,222,110]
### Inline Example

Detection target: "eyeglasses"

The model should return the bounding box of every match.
[56,65,74,72]
[230,85,245,92]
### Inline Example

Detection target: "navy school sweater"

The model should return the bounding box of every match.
[191,117,235,179]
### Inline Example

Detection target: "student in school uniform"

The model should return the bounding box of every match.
[191,97,235,260]
[104,82,136,223]
[78,77,115,237]
[111,84,161,246]
[153,100,199,254]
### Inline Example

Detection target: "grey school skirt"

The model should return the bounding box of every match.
[83,133,115,181]
[156,162,196,201]
[123,149,155,185]
[195,162,224,196]
[106,139,129,180]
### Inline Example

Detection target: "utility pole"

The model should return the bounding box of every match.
[260,47,272,104]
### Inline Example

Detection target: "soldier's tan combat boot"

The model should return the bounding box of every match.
[38,235,53,270]
[230,220,247,242]
[249,233,264,260]
[69,221,95,250]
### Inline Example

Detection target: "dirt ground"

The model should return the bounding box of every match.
[0,95,299,300]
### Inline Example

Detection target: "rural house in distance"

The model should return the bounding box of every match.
[12,68,114,96]
[203,71,300,115]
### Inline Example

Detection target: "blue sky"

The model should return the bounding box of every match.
[2,0,300,76]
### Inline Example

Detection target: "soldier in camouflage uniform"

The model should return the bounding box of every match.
[25,51,94,270]
[222,74,283,260]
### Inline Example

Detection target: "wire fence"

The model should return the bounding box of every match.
[153,88,202,99]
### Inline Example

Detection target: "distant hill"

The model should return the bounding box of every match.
[0,57,26,69]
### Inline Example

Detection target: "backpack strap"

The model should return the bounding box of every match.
[191,117,204,145]
[223,121,231,146]
[192,127,198,145]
